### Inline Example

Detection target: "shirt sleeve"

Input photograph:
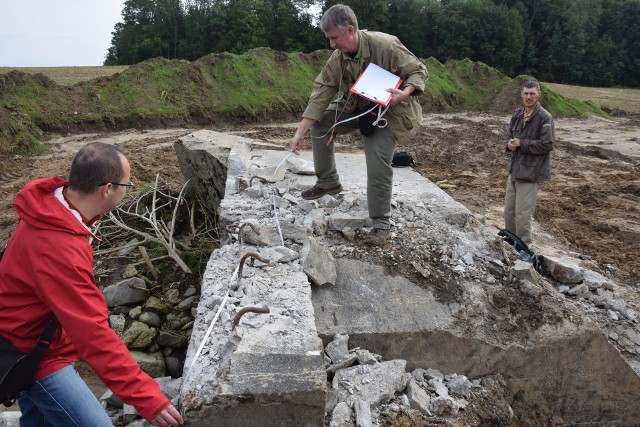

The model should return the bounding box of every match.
[302,54,342,122]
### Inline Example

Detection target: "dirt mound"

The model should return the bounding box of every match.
[491,75,535,114]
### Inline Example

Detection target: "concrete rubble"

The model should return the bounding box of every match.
[4,129,639,426]
[172,130,640,426]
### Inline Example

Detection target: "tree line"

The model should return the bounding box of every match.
[105,0,640,87]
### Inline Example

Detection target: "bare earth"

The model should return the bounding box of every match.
[1,112,638,295]
[1,112,639,418]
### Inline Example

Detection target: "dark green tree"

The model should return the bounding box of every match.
[105,0,185,65]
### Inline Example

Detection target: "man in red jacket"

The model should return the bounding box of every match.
[0,142,183,426]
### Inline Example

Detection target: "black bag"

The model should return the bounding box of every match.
[497,228,545,274]
[359,111,377,136]
[392,151,416,168]
[0,316,59,406]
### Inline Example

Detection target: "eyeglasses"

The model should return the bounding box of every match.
[98,181,135,193]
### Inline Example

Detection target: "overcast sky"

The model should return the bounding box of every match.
[0,0,125,67]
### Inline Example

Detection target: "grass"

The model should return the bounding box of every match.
[1,52,628,155]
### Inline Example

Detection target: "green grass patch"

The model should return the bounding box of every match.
[1,51,610,155]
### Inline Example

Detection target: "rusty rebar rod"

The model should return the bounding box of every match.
[232,305,271,331]
[234,251,270,290]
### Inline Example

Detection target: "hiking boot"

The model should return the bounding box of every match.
[366,228,390,246]
[301,184,343,200]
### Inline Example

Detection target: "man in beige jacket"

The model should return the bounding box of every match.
[290,3,428,246]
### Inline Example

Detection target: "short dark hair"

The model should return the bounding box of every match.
[320,4,358,33]
[68,142,125,194]
[522,80,541,92]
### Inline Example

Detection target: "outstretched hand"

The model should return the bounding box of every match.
[151,404,184,426]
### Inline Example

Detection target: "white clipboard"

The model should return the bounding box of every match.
[350,63,402,107]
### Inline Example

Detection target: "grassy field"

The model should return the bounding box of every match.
[544,82,640,115]
[0,66,129,86]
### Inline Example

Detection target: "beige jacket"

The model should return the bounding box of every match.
[302,30,428,144]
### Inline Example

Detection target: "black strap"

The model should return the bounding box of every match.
[32,317,60,354]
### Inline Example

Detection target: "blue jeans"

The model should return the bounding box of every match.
[17,363,113,427]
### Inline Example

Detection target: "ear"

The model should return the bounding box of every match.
[99,183,112,199]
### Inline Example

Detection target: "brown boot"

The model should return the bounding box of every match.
[366,228,390,246]
[301,184,343,200]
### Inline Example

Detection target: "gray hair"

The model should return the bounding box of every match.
[319,4,358,33]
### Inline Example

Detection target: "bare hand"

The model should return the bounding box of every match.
[386,88,406,107]
[507,138,520,151]
[290,134,305,155]
[151,404,184,426]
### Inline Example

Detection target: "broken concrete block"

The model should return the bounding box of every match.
[331,402,353,427]
[328,213,369,230]
[511,260,539,285]
[543,256,585,284]
[406,378,432,416]
[301,236,337,286]
[447,374,471,397]
[287,156,315,175]
[333,359,409,407]
[354,399,372,427]
[326,333,350,363]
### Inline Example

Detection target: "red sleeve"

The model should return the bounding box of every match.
[34,234,170,422]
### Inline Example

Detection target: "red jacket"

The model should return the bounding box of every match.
[0,177,169,422]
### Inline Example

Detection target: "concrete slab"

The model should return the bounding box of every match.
[179,131,640,425]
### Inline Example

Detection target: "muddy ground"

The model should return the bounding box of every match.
[1,112,639,423]
[3,112,637,288]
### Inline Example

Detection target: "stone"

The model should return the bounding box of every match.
[122,321,157,348]
[287,156,315,175]
[331,402,353,427]
[301,236,337,286]
[406,378,432,416]
[103,277,148,308]
[109,314,126,333]
[158,331,189,348]
[130,350,166,378]
[328,213,369,230]
[174,131,248,212]
[333,360,409,407]
[447,374,471,397]
[354,399,372,427]
[429,378,449,397]
[543,256,585,284]
[144,296,172,314]
[326,333,350,363]
[511,260,539,285]
[430,396,458,416]
[178,296,198,311]
[138,311,162,328]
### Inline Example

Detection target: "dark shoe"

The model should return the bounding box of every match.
[301,184,343,200]
[366,228,390,246]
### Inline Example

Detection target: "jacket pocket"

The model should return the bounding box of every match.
[516,154,545,182]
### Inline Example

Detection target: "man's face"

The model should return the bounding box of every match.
[106,156,131,212]
[324,24,358,54]
[521,86,541,109]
